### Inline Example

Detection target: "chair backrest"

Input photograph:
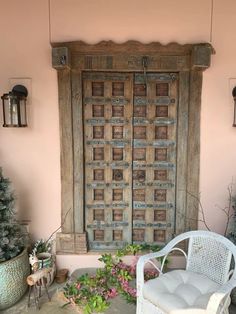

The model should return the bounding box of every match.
[186,233,232,285]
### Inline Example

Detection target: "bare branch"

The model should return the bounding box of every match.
[223,183,234,236]
[45,207,71,245]
[185,190,211,231]
[178,183,235,236]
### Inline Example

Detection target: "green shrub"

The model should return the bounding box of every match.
[0,168,26,262]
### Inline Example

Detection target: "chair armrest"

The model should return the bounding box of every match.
[207,276,236,313]
[137,248,169,272]
[136,248,169,296]
[160,247,187,273]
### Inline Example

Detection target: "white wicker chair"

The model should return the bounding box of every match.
[136,230,236,314]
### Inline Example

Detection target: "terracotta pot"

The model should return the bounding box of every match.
[0,248,30,310]
[55,268,69,283]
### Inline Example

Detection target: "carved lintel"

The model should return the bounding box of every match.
[52,47,71,70]
[191,44,213,71]
[56,232,88,254]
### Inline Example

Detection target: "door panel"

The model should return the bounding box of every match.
[132,73,177,245]
[83,72,133,250]
[83,71,178,250]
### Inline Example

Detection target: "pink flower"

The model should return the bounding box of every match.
[128,288,137,297]
[76,283,81,290]
[121,280,129,290]
[108,288,118,298]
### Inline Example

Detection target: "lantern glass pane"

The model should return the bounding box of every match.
[3,98,11,126]
[11,98,19,126]
[19,98,27,126]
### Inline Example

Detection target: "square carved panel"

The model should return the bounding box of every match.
[134,105,146,117]
[92,82,104,96]
[156,83,169,96]
[154,210,166,221]
[155,148,167,161]
[112,105,124,117]
[133,126,146,139]
[112,82,124,96]
[94,169,105,181]
[93,126,104,139]
[134,84,146,96]
[113,230,123,241]
[113,169,123,181]
[112,148,123,160]
[156,106,168,117]
[154,230,166,242]
[94,189,104,201]
[133,170,146,182]
[154,170,167,181]
[113,189,123,201]
[133,189,145,201]
[112,126,123,139]
[93,105,104,117]
[133,148,146,161]
[93,147,104,160]
[154,189,167,202]
[94,230,104,241]
[133,229,145,242]
[155,126,168,139]
[94,209,104,221]
[113,209,123,221]
[133,210,145,220]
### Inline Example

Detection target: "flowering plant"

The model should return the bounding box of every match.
[63,243,166,313]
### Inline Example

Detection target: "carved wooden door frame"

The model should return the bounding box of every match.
[51,41,213,254]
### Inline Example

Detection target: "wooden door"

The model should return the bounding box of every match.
[83,72,133,250]
[132,73,177,245]
[83,71,178,250]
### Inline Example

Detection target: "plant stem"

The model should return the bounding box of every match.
[45,207,71,245]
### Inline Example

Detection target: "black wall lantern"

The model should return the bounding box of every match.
[233,86,236,127]
[1,85,28,127]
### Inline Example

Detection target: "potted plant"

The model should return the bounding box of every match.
[29,208,71,285]
[0,167,30,310]
[30,238,56,286]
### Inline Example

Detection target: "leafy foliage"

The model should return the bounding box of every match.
[31,238,52,255]
[0,168,26,262]
[63,243,166,313]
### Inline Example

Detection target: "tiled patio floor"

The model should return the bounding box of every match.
[1,268,236,313]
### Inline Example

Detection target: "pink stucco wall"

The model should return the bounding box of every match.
[0,0,236,271]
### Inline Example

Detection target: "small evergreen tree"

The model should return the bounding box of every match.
[0,168,25,262]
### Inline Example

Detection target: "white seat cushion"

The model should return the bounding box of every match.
[143,270,220,314]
